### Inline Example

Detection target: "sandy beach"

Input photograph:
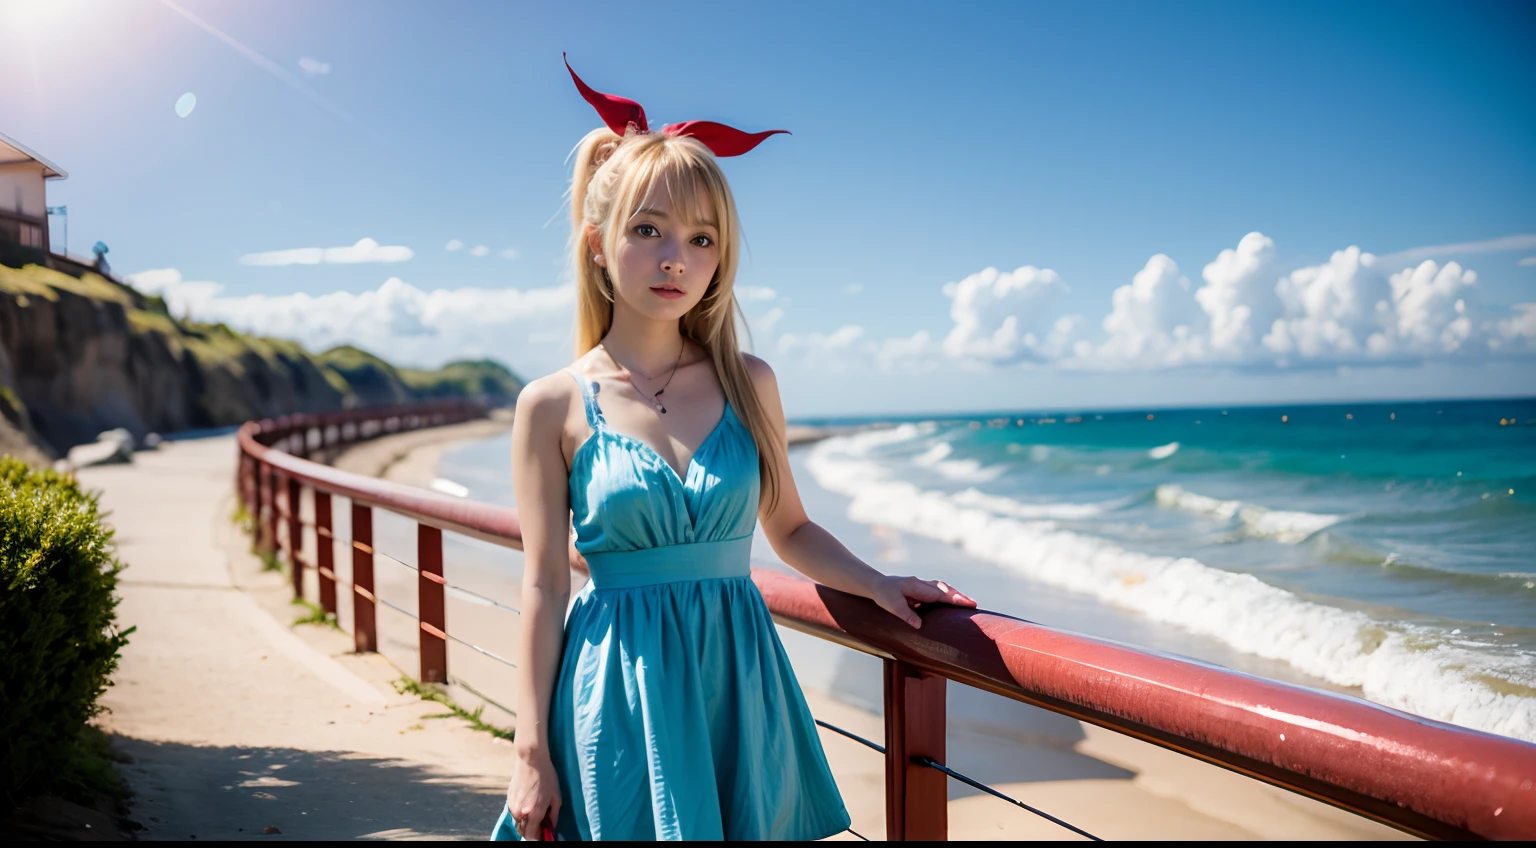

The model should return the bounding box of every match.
[332,422,1408,840]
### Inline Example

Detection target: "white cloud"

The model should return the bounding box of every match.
[877,330,939,372]
[1379,233,1536,265]
[125,268,224,317]
[1264,246,1394,360]
[470,245,490,257]
[777,325,866,367]
[941,265,1067,362]
[750,306,784,336]
[239,237,413,267]
[1195,232,1281,358]
[1386,260,1478,355]
[1519,256,1536,267]
[736,285,776,301]
[915,231,1536,373]
[1099,254,1207,365]
[297,56,331,76]
[499,248,519,260]
[123,269,574,372]
[843,283,863,295]
[1494,304,1536,352]
[446,239,464,252]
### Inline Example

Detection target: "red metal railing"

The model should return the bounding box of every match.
[236,403,1536,841]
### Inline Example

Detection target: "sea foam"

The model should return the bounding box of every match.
[1155,484,1342,543]
[806,430,1536,743]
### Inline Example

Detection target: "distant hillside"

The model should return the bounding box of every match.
[0,263,523,460]
[320,346,524,408]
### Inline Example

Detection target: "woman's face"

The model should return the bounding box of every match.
[590,184,721,322]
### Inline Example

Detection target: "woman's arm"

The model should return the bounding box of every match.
[748,356,974,627]
[505,377,575,838]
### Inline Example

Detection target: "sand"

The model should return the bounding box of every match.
[79,420,1410,841]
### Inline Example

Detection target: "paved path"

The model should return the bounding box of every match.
[84,436,511,841]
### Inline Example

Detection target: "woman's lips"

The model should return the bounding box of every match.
[650,286,686,300]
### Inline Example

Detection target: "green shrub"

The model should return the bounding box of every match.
[0,458,131,809]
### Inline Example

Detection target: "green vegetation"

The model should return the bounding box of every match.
[393,677,514,740]
[402,359,524,400]
[291,597,341,631]
[0,458,133,810]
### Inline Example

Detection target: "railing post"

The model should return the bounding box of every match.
[884,660,947,841]
[260,462,276,555]
[418,524,447,684]
[351,503,377,653]
[315,491,337,617]
[287,476,303,599]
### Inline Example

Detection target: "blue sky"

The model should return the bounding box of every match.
[3,0,1534,416]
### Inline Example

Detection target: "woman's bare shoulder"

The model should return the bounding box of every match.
[742,353,777,384]
[515,370,582,433]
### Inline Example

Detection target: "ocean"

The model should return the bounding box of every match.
[434,396,1536,743]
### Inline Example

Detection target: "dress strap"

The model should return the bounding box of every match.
[564,368,605,430]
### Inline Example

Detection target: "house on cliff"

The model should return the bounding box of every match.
[0,131,66,265]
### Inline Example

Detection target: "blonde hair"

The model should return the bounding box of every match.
[570,127,783,512]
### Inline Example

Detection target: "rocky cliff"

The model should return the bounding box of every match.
[0,263,522,460]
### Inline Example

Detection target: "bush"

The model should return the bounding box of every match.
[0,457,131,809]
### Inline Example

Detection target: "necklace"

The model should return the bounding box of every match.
[603,340,684,415]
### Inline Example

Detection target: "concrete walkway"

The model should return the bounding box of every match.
[83,435,512,841]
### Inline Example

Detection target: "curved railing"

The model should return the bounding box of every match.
[236,403,1536,841]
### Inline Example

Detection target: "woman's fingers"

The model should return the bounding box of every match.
[902,578,977,608]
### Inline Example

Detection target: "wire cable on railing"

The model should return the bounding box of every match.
[813,719,1100,842]
[845,827,869,841]
[445,630,518,669]
[372,549,522,616]
[444,583,522,616]
[814,719,885,753]
[912,756,1101,841]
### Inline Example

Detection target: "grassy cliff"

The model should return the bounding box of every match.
[0,263,522,458]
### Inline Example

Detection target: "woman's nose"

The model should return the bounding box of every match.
[661,257,685,275]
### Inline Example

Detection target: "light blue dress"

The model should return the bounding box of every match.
[491,372,850,841]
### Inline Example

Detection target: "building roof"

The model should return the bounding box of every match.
[0,131,67,179]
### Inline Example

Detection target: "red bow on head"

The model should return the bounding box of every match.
[564,54,788,157]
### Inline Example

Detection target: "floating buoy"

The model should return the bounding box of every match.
[1146,414,1154,421]
[1346,413,1353,420]
[1281,415,1289,423]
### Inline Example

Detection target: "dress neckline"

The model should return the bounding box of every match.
[570,371,734,487]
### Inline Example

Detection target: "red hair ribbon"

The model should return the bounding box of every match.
[564,54,788,157]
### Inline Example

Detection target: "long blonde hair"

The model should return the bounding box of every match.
[570,127,783,512]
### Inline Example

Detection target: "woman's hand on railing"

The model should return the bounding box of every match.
[870,576,976,629]
[505,742,562,840]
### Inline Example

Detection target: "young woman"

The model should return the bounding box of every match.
[493,59,975,841]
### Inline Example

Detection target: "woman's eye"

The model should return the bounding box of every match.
[635,224,659,238]
[692,235,713,248]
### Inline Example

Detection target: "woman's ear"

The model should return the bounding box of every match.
[585,225,607,268]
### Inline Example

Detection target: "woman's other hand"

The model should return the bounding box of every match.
[505,742,561,840]
[871,575,977,628]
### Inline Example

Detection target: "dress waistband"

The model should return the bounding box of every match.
[581,536,753,589]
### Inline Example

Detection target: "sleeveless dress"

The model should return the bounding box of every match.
[490,371,850,841]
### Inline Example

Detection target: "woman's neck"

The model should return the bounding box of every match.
[601,300,686,377]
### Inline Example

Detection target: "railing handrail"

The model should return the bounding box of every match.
[236,405,1536,841]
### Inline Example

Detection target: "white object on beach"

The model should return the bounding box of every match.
[430,477,470,498]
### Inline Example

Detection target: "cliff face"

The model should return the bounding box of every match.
[0,264,520,458]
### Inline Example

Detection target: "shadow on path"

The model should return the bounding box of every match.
[113,736,504,841]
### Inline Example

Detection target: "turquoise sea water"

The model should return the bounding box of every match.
[438,397,1536,742]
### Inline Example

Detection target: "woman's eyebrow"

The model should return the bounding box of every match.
[634,206,669,219]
